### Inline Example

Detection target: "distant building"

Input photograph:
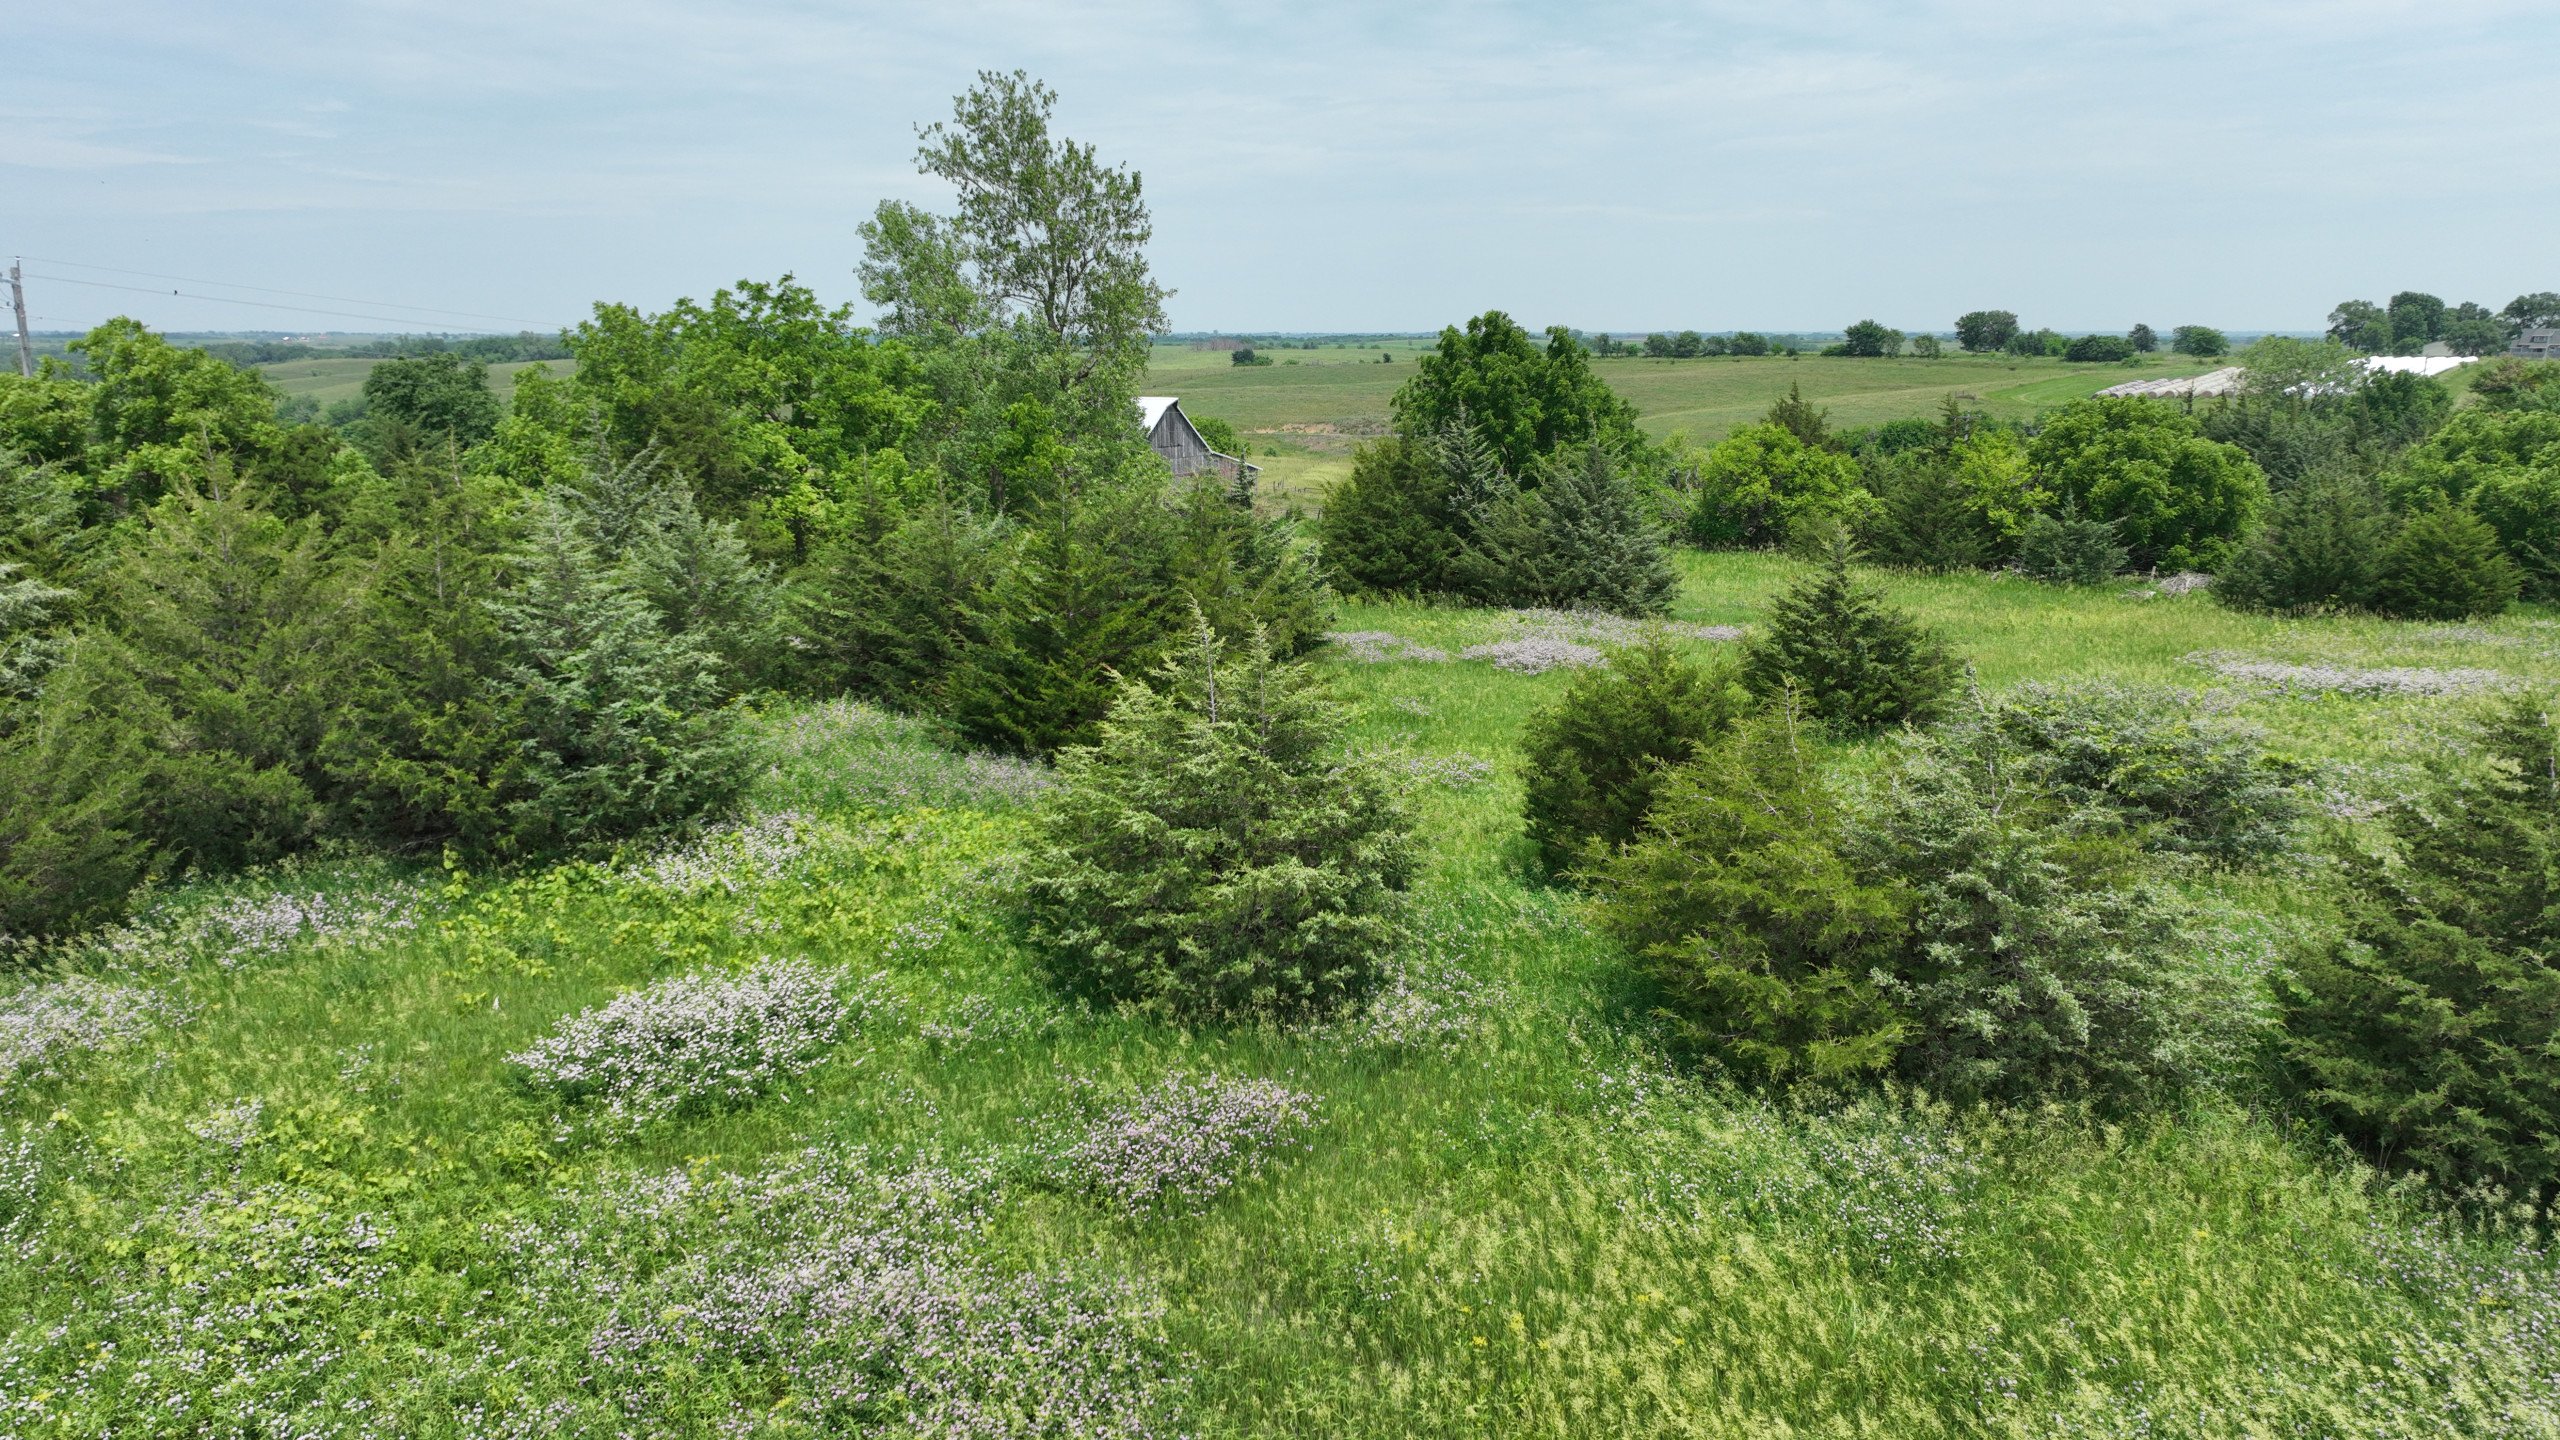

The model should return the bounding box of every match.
[1138,396,1258,485]
[2514,329,2560,361]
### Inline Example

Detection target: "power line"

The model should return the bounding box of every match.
[21,272,564,332]
[18,254,556,328]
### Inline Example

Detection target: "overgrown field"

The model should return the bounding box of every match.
[7,554,2558,1437]
[1169,353,2222,510]
[258,356,573,408]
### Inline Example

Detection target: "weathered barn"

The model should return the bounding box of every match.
[1138,396,1258,484]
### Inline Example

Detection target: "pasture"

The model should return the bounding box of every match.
[1160,351,2223,510]
[7,551,2555,1436]
[257,355,572,408]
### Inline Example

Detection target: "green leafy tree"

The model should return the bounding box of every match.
[2278,692,2560,1194]
[2500,291,2560,337]
[1948,426,2051,555]
[2171,325,2229,358]
[2064,334,2136,363]
[1519,638,1747,876]
[1727,332,1771,357]
[2237,336,2365,402]
[2383,407,2560,595]
[2374,501,2519,620]
[859,70,1168,438]
[68,318,286,517]
[1689,422,1867,549]
[1840,320,1902,358]
[2467,359,2560,413]
[1389,310,1649,477]
[2214,471,2393,614]
[2129,324,2158,353]
[2326,301,2393,353]
[2442,302,2510,357]
[1594,708,1910,1083]
[1740,536,1961,731]
[1910,334,1943,359]
[1763,381,1831,448]
[2386,292,2447,351]
[358,352,501,460]
[1191,415,1241,455]
[1022,614,1415,1018]
[1954,310,2020,354]
[1459,442,1677,616]
[2027,397,2267,570]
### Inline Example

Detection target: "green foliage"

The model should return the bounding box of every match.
[1839,320,1902,358]
[2013,501,2129,585]
[1164,476,1330,658]
[1518,638,1746,876]
[2129,324,2158,353]
[1458,442,1678,617]
[1595,709,1909,1083]
[2027,397,2267,571]
[1390,311,1649,477]
[1954,310,2019,353]
[2467,359,2560,413]
[1858,451,1993,573]
[1316,437,1462,597]
[1022,616,1414,1017]
[2215,471,2393,614]
[1740,538,1960,731]
[1191,414,1242,455]
[1762,381,1831,448]
[2374,501,2519,621]
[2279,692,2560,1195]
[557,448,778,690]
[356,352,501,461]
[2237,337,2366,402]
[0,652,148,937]
[2063,333,2136,363]
[1947,683,2309,869]
[59,318,289,518]
[785,485,1001,708]
[2384,407,2560,596]
[484,500,754,855]
[2172,325,2229,358]
[1688,422,1868,549]
[1856,724,2252,1106]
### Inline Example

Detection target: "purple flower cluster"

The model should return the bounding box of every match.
[623,812,814,896]
[2186,651,2508,698]
[511,1149,1189,1437]
[0,975,174,1092]
[1461,637,1607,673]
[508,959,886,1130]
[756,699,1053,811]
[1319,952,1506,1054]
[1327,630,1452,664]
[1052,1074,1322,1215]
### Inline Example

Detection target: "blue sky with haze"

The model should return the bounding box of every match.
[11,1,2556,336]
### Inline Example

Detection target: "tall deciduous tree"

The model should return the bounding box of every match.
[1389,310,1648,478]
[1954,310,2019,354]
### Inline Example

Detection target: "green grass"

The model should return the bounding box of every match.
[8,559,2557,1435]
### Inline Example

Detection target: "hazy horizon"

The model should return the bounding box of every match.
[13,2,2556,338]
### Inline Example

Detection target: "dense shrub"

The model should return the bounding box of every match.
[1390,310,1649,477]
[1315,437,1462,597]
[2383,408,2560,596]
[0,655,149,938]
[1740,538,1960,731]
[486,500,755,855]
[2214,471,2392,614]
[1858,452,1993,573]
[784,486,1001,708]
[1688,423,1867,548]
[1594,710,1909,1083]
[2028,397,2268,571]
[2374,501,2519,620]
[2063,333,2136,363]
[1854,728,2256,1105]
[1519,637,1746,876]
[1948,684,2309,868]
[2278,692,2560,1195]
[2013,501,2127,585]
[1021,615,1414,1018]
[1460,442,1678,616]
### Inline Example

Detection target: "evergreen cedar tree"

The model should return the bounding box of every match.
[1739,537,1961,731]
[1860,451,1994,573]
[2279,691,2560,1196]
[2025,397,2267,572]
[1519,638,1747,877]
[2374,502,2520,620]
[2386,406,2560,598]
[2013,501,2128,586]
[1022,614,1415,1019]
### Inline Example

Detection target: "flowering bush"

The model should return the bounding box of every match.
[1050,1074,1322,1215]
[508,958,886,1129]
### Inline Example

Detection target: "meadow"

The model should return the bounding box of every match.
[258,355,572,409]
[7,550,2557,1437]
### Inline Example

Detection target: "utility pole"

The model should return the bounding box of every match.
[8,260,29,377]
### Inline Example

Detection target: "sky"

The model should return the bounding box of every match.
[9,1,2557,337]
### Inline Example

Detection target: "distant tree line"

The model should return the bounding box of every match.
[2326,289,2558,356]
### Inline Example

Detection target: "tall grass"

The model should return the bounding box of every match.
[1,558,2554,1436]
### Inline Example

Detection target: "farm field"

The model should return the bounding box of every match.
[257,355,572,408]
[1157,351,2225,510]
[7,551,2555,1436]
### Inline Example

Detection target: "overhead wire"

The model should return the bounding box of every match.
[18,254,556,328]
[20,271,561,332]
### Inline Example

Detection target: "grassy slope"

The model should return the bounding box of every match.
[7,557,2557,1436]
